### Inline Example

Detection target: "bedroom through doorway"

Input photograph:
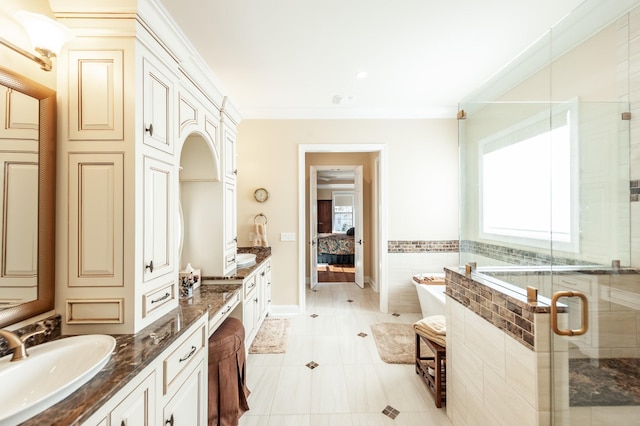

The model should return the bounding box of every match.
[309,164,363,288]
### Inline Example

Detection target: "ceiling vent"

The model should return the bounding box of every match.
[332,95,356,105]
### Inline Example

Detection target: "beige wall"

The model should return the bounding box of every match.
[236,119,458,309]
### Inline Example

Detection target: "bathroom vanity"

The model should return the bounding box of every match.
[18,283,241,425]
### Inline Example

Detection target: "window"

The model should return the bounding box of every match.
[332,192,354,232]
[480,104,577,250]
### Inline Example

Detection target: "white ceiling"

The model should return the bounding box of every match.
[157,0,584,120]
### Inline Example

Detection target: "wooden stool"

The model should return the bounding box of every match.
[415,332,446,408]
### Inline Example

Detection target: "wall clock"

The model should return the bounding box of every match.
[254,187,269,203]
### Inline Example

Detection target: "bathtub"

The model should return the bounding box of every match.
[412,273,446,318]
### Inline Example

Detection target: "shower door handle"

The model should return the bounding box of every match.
[550,290,589,336]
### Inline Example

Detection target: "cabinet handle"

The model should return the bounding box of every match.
[233,169,238,175]
[267,281,271,287]
[165,414,174,426]
[145,123,154,136]
[145,260,154,273]
[254,297,258,303]
[179,345,197,362]
[247,282,255,290]
[151,292,170,304]
[261,271,265,277]
[234,237,238,243]
[221,305,232,315]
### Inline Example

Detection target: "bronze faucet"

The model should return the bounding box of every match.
[0,327,46,361]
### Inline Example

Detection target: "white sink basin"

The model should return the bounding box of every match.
[0,334,116,425]
[236,253,257,268]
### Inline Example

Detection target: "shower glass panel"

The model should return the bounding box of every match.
[458,0,640,422]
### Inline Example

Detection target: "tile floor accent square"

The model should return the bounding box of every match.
[310,314,318,318]
[392,313,400,317]
[358,332,368,337]
[241,282,452,425]
[382,405,400,419]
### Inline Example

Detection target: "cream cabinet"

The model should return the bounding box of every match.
[221,119,238,275]
[242,258,272,347]
[142,155,174,284]
[162,359,206,425]
[142,58,173,155]
[222,121,237,181]
[110,371,156,426]
[81,315,207,426]
[57,21,180,334]
[55,1,241,333]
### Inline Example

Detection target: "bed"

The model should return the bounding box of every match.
[317,233,355,265]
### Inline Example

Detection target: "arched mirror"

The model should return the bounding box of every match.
[0,65,56,328]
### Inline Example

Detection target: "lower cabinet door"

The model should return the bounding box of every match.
[163,358,206,426]
[110,371,155,426]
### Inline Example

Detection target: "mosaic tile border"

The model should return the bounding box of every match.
[445,269,545,350]
[387,240,459,253]
[460,240,596,267]
[0,314,62,358]
[632,180,640,202]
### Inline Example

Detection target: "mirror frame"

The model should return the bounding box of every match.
[0,65,56,328]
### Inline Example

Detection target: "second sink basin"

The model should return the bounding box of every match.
[236,253,257,268]
[0,334,116,425]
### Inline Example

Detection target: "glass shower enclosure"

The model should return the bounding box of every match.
[458,0,640,423]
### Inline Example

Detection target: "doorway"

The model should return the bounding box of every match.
[309,165,363,289]
[297,144,388,314]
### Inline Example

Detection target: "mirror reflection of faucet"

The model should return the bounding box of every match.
[0,326,46,361]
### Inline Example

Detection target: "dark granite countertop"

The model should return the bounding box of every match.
[201,247,271,282]
[20,283,242,426]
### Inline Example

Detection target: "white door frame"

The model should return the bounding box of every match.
[297,144,388,314]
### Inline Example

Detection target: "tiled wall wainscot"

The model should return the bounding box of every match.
[387,240,458,313]
[444,268,569,426]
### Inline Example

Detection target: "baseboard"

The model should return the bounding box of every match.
[269,305,302,316]
[367,276,378,292]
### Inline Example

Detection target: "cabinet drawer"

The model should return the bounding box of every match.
[244,274,257,299]
[208,291,240,335]
[163,323,206,394]
[143,282,175,317]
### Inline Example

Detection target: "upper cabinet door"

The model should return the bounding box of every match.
[222,122,237,181]
[143,156,174,282]
[143,59,173,155]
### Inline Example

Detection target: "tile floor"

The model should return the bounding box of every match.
[239,282,452,426]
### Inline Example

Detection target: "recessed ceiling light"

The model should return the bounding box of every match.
[354,71,367,79]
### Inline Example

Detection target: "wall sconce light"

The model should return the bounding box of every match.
[0,10,73,71]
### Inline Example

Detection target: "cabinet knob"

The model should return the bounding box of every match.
[145,260,154,273]
[233,169,238,175]
[165,414,174,426]
[254,297,258,303]
[145,123,154,136]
